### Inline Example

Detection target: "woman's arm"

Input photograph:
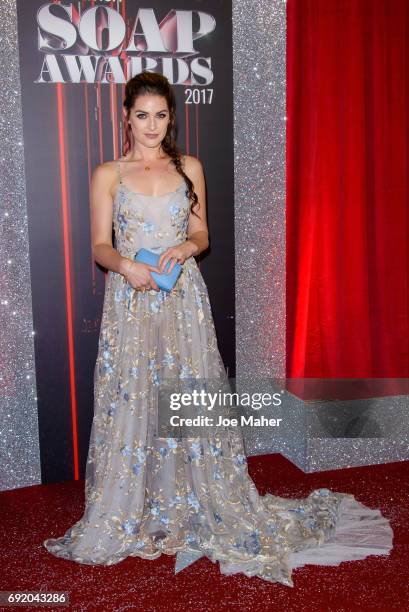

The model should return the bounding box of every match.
[90,163,131,276]
[184,156,209,257]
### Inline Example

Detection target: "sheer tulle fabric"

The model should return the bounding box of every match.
[43,166,393,586]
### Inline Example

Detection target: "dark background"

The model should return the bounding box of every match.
[16,0,234,483]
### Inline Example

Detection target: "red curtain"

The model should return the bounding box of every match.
[286,0,409,378]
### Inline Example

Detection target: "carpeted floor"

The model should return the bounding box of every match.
[1,454,407,611]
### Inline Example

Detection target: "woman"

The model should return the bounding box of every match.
[43,72,393,587]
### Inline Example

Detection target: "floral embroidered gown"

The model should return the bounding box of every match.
[43,161,393,587]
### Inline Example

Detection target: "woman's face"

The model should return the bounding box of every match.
[126,94,170,149]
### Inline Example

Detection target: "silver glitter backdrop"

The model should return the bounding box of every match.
[0,0,41,492]
[233,0,288,456]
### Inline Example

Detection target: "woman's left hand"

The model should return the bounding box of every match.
[158,242,195,273]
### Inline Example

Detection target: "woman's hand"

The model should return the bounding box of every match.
[158,241,196,273]
[123,260,161,292]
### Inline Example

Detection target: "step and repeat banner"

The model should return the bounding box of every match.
[16,1,234,483]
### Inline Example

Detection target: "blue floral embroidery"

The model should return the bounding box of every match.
[107,402,117,417]
[233,530,261,554]
[136,447,146,463]
[187,491,200,511]
[99,338,113,374]
[131,447,146,475]
[148,358,160,385]
[150,301,160,314]
[245,531,261,554]
[169,198,190,239]
[169,495,183,507]
[117,212,128,232]
[194,286,203,309]
[186,533,198,546]
[124,284,133,299]
[170,203,181,216]
[100,361,114,376]
[180,363,194,379]
[303,518,318,530]
[234,454,246,469]
[100,337,110,350]
[121,519,140,535]
[188,442,203,461]
[290,506,306,515]
[149,499,161,516]
[210,443,223,457]
[162,352,175,368]
[142,221,155,233]
[114,287,123,302]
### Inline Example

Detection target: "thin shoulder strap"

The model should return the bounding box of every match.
[117,160,123,184]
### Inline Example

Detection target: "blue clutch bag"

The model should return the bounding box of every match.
[133,248,182,292]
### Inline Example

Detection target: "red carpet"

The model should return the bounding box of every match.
[1,454,407,611]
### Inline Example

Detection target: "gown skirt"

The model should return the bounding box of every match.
[43,166,394,587]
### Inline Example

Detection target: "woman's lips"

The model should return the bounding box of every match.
[145,133,159,138]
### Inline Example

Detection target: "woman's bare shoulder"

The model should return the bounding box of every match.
[91,160,119,184]
[181,154,204,178]
[90,161,120,201]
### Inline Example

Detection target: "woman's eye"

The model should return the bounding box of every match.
[136,113,166,119]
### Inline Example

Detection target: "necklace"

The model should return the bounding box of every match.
[144,165,151,171]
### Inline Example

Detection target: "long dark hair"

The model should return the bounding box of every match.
[122,72,199,217]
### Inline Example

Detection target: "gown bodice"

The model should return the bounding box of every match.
[113,179,190,260]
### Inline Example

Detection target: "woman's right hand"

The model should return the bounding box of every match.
[122,260,161,292]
